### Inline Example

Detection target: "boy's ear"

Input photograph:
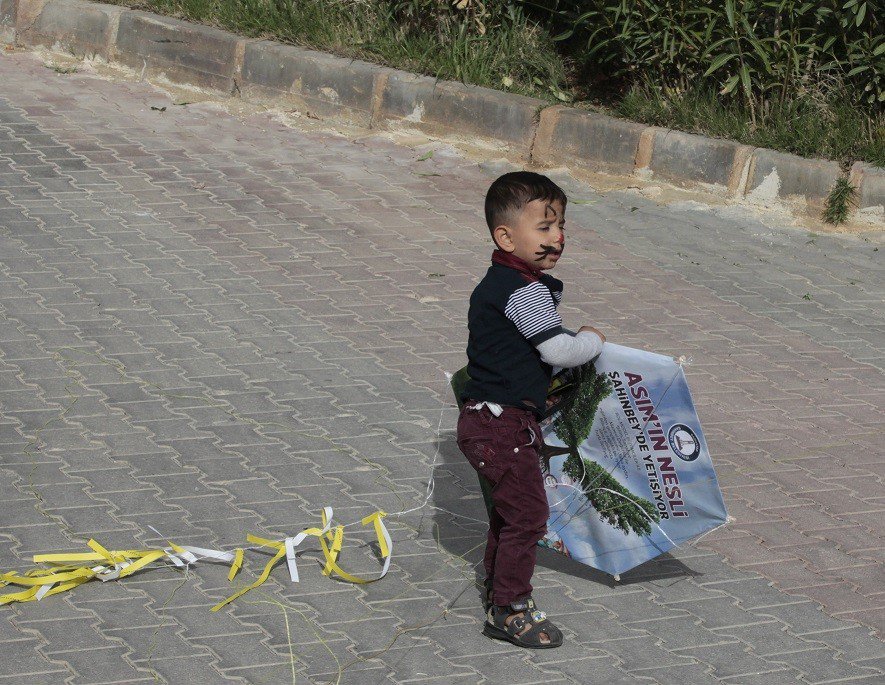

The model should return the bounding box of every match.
[492,225,515,252]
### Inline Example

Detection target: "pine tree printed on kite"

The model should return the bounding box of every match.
[546,363,661,537]
[561,459,659,537]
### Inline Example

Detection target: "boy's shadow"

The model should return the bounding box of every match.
[430,429,700,609]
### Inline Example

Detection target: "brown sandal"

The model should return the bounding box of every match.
[483,597,563,649]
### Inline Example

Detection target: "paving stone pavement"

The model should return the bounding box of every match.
[0,49,883,685]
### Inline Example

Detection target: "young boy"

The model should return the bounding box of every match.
[457,171,605,649]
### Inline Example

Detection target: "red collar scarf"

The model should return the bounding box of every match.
[491,249,541,282]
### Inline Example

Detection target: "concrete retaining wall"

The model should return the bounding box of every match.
[851,163,885,215]
[646,130,750,192]
[377,70,544,158]
[18,0,120,57]
[0,0,17,44]
[241,40,382,127]
[746,149,842,213]
[1,0,882,224]
[533,106,644,176]
[114,11,243,93]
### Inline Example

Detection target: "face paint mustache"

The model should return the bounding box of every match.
[534,244,563,261]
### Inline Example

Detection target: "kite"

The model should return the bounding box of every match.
[451,343,728,577]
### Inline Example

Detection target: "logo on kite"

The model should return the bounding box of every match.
[668,424,700,461]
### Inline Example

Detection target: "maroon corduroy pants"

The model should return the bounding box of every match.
[456,402,550,607]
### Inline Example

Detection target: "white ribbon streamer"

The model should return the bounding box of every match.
[284,506,334,583]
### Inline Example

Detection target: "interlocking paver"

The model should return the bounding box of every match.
[0,48,882,684]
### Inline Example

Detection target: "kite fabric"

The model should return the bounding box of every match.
[451,343,728,577]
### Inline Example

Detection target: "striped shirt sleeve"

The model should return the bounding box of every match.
[504,281,563,345]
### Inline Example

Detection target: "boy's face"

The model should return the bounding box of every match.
[493,198,565,270]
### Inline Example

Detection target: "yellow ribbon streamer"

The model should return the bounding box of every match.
[211,539,286,612]
[212,509,391,610]
[2,539,244,606]
[362,511,390,558]
[228,548,244,581]
[2,509,392,610]
[1,568,92,586]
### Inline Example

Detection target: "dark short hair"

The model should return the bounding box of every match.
[485,171,567,234]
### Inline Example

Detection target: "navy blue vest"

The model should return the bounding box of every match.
[463,251,563,416]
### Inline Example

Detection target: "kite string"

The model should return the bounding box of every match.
[344,403,488,529]
[356,408,443,523]
[386,353,704,544]
[4,355,711,614]
[31,355,693,571]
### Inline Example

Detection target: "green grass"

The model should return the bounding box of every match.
[106,0,883,168]
[615,83,885,168]
[108,0,568,100]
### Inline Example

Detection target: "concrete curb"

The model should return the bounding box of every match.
[533,106,645,177]
[745,149,843,214]
[113,11,243,93]
[240,40,382,128]
[2,0,882,224]
[0,0,18,44]
[16,0,120,58]
[377,69,544,159]
[851,162,885,219]
[646,129,750,192]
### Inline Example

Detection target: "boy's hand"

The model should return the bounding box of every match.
[578,325,606,343]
